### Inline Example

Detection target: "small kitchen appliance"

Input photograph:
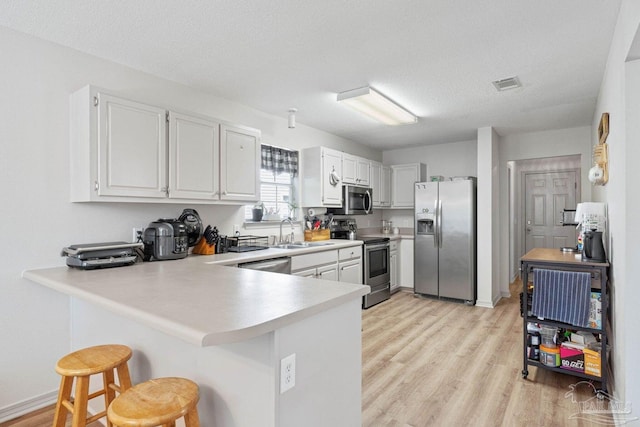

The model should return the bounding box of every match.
[62,241,142,269]
[143,219,188,261]
[582,230,607,263]
[326,185,372,215]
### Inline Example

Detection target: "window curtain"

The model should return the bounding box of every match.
[261,145,299,176]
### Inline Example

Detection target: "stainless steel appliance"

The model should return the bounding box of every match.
[414,179,476,304]
[238,257,292,274]
[330,218,390,308]
[362,237,391,308]
[326,185,373,215]
[582,230,607,262]
[143,219,188,261]
[62,241,142,269]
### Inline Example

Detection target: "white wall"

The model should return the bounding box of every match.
[498,127,591,298]
[592,0,640,417]
[0,26,379,417]
[380,140,477,230]
[476,127,500,308]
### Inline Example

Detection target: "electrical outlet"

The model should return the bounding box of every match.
[132,227,144,243]
[280,353,296,394]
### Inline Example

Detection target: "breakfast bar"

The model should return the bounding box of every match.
[23,256,369,426]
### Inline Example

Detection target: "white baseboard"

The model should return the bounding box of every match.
[475,300,495,308]
[0,390,58,423]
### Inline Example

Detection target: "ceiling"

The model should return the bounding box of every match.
[0,1,622,150]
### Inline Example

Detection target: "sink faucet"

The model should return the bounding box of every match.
[279,217,294,243]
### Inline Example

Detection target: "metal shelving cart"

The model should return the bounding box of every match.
[520,248,609,396]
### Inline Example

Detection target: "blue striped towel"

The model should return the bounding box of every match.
[531,268,591,327]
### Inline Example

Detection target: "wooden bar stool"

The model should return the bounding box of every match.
[107,377,200,427]
[53,344,132,427]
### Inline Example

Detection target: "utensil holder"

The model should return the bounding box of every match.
[304,229,330,241]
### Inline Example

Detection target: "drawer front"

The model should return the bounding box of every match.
[291,250,338,271]
[390,240,399,251]
[338,245,362,261]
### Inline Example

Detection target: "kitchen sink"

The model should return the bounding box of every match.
[271,241,334,249]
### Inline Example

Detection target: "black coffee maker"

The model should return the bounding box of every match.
[582,230,607,262]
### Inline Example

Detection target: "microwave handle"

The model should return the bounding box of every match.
[364,189,372,214]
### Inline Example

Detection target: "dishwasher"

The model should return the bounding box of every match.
[237,257,291,274]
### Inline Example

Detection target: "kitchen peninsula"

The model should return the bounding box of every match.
[23,244,368,427]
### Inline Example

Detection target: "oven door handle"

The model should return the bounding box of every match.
[365,242,390,251]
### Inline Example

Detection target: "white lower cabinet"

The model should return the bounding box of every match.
[390,240,399,292]
[399,239,414,289]
[291,250,339,281]
[338,246,363,284]
[317,264,339,281]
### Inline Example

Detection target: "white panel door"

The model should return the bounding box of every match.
[381,166,391,207]
[339,260,362,284]
[356,157,370,186]
[220,124,260,201]
[97,93,167,198]
[342,153,357,184]
[370,162,381,206]
[168,112,220,200]
[391,164,418,207]
[317,264,338,281]
[525,171,578,251]
[322,148,343,206]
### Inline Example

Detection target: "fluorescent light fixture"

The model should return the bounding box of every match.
[337,86,417,125]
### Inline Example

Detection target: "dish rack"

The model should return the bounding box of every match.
[226,235,268,252]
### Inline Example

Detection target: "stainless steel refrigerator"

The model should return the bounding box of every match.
[414,179,476,304]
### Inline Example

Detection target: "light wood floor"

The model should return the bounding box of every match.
[362,281,612,426]
[4,281,611,427]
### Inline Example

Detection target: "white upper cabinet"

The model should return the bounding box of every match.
[301,146,343,207]
[391,163,426,208]
[94,92,167,199]
[220,124,261,202]
[342,153,358,184]
[370,162,381,206]
[371,162,391,208]
[70,85,260,204]
[381,166,391,207]
[343,153,370,186]
[169,112,220,200]
[356,157,370,186]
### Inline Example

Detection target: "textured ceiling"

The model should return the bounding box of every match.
[0,0,622,150]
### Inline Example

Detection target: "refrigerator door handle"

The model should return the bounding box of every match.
[434,199,439,248]
[438,199,443,248]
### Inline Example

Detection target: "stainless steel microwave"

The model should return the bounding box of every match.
[327,185,373,215]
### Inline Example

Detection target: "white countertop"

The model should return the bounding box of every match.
[23,240,369,347]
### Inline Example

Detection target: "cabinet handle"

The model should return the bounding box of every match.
[94,180,99,191]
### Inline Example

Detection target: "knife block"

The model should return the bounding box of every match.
[192,238,215,255]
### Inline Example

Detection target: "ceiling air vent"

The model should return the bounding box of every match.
[492,76,521,91]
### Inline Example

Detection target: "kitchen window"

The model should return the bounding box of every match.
[244,145,298,221]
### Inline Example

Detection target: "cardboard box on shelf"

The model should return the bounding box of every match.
[560,343,584,373]
[584,347,602,377]
[589,292,602,329]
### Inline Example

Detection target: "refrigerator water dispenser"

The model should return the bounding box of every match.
[416,218,434,234]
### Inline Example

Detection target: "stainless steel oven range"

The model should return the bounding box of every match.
[330,218,391,308]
